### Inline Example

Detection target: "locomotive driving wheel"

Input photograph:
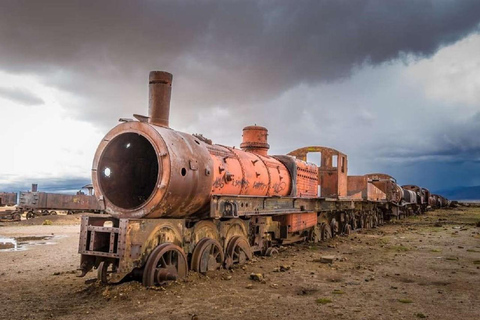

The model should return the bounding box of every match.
[320,222,332,241]
[330,218,339,237]
[378,212,384,225]
[142,243,188,286]
[372,213,379,228]
[358,215,365,229]
[97,261,116,284]
[365,215,373,229]
[224,236,252,269]
[26,211,35,219]
[343,222,352,235]
[351,216,357,230]
[191,238,224,274]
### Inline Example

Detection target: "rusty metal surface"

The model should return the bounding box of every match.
[347,173,393,202]
[401,188,417,204]
[273,212,317,233]
[402,185,425,204]
[207,144,292,197]
[347,175,385,201]
[18,191,101,212]
[0,192,17,206]
[209,195,359,219]
[92,122,214,219]
[288,146,348,198]
[367,173,402,203]
[148,71,172,128]
[240,125,270,156]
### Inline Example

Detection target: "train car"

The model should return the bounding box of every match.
[0,192,17,206]
[402,185,427,214]
[77,71,447,286]
[19,184,102,218]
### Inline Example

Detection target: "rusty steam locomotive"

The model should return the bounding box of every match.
[78,71,449,286]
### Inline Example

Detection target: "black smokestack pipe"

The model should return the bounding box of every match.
[148,71,173,127]
[32,184,38,192]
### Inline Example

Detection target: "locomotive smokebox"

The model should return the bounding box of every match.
[148,71,172,127]
[240,125,270,156]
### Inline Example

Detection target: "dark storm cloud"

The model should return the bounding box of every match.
[0,0,479,126]
[1,0,480,192]
[0,86,44,106]
[377,111,480,160]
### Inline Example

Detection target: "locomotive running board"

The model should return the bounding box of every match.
[210,195,369,219]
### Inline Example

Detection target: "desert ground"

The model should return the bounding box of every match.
[1,207,479,320]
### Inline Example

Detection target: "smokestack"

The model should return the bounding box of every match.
[32,184,38,192]
[148,71,173,127]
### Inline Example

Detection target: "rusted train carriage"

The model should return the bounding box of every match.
[19,184,102,218]
[77,71,446,286]
[0,192,17,206]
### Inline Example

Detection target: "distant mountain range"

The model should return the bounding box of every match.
[434,185,480,201]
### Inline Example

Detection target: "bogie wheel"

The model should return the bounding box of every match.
[224,236,252,269]
[26,211,35,219]
[50,211,57,216]
[97,261,116,284]
[320,222,332,241]
[142,243,188,286]
[191,238,224,274]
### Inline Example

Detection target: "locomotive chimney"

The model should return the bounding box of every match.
[31,184,38,192]
[240,125,270,157]
[148,71,173,127]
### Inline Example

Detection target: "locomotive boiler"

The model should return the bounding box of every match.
[78,71,447,286]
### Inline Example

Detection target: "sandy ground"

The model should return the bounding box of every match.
[1,208,479,320]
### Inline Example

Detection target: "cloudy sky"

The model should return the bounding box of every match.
[0,0,480,194]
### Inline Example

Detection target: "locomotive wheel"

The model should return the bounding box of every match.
[142,243,188,286]
[320,222,332,241]
[343,223,352,235]
[330,218,339,237]
[191,238,224,274]
[12,212,21,221]
[351,217,357,230]
[224,236,252,269]
[358,216,365,229]
[50,211,57,216]
[265,247,279,257]
[42,210,49,216]
[26,211,35,219]
[378,212,384,225]
[365,216,373,229]
[372,214,379,228]
[97,261,116,284]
